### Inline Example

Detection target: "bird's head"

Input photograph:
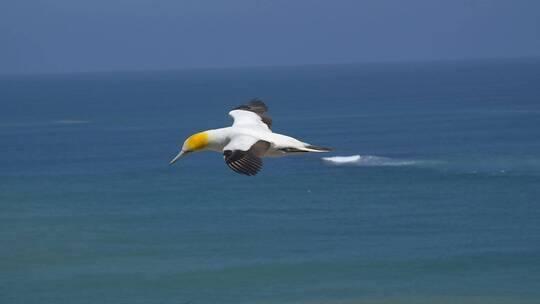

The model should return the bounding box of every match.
[170,131,209,165]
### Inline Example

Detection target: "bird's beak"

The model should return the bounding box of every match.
[170,150,188,165]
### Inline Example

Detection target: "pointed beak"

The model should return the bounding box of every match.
[170,150,187,165]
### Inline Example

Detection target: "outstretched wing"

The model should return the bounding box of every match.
[228,99,272,130]
[223,136,270,176]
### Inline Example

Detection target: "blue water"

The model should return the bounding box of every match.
[2,59,540,304]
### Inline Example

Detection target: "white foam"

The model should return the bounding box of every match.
[322,154,417,167]
[322,155,361,164]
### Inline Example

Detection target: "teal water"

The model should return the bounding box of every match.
[1,59,540,303]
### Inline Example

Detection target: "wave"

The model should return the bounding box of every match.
[322,154,418,167]
[53,119,91,124]
[0,119,91,128]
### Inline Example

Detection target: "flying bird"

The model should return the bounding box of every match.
[170,100,331,176]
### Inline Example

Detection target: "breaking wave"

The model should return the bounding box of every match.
[322,155,419,167]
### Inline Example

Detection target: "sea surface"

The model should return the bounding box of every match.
[1,59,540,304]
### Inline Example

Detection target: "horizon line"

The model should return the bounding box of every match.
[1,55,539,78]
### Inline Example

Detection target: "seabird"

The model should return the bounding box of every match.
[170,99,332,176]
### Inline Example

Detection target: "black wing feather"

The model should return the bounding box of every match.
[233,99,268,114]
[223,140,270,176]
[233,99,272,128]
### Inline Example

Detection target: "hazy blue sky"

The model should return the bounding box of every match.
[1,0,539,74]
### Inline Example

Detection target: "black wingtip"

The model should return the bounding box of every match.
[247,98,267,108]
[232,99,272,128]
[233,99,268,113]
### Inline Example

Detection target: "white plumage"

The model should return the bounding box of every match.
[170,100,331,176]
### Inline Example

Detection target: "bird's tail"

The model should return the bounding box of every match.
[278,144,332,154]
[303,145,332,152]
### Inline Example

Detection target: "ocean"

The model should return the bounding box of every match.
[1,59,540,304]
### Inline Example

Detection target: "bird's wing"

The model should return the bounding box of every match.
[228,99,272,130]
[223,135,270,176]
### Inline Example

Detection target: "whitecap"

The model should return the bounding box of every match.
[322,154,418,167]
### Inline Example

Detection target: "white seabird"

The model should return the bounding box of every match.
[170,99,332,176]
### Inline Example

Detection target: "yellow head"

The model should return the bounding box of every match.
[170,131,209,164]
[185,132,209,151]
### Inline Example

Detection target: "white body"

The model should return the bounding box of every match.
[204,126,310,157]
[170,106,329,166]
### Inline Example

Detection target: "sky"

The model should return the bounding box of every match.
[1,0,539,74]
